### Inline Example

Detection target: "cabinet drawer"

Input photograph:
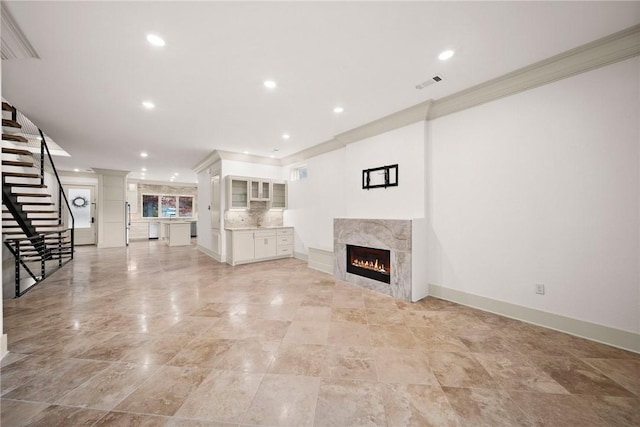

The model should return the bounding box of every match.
[255,230,276,238]
[277,228,293,236]
[278,245,293,255]
[278,236,293,246]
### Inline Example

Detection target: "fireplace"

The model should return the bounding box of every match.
[346,244,391,284]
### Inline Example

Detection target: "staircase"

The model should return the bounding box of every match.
[2,101,74,297]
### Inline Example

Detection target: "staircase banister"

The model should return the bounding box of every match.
[38,128,74,228]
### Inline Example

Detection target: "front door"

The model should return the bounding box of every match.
[66,185,96,245]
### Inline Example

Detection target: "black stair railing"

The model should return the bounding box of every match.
[2,103,75,296]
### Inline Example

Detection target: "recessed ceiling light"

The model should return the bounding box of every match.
[173,173,179,176]
[141,177,146,180]
[140,152,148,158]
[140,172,145,176]
[264,80,277,89]
[282,133,290,140]
[141,167,147,172]
[438,49,455,61]
[142,101,155,109]
[243,150,249,154]
[73,168,79,172]
[146,34,165,47]
[270,155,276,158]
[333,106,344,113]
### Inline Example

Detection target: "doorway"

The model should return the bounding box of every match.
[66,185,97,245]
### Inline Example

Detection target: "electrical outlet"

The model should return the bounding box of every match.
[535,283,545,295]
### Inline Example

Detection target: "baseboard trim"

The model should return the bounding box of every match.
[197,244,221,262]
[307,247,334,275]
[1,334,7,360]
[294,251,308,262]
[429,284,640,354]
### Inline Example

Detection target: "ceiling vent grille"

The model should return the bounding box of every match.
[1,3,39,60]
[415,74,443,90]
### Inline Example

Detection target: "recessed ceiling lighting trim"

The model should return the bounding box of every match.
[438,49,455,61]
[146,34,165,47]
[142,101,155,109]
[264,80,277,89]
[333,106,344,113]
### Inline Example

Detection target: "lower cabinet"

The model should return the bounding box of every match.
[254,230,277,259]
[226,227,293,266]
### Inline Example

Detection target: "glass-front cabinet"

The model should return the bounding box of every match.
[225,175,287,210]
[227,177,249,209]
[250,180,270,201]
[271,181,287,209]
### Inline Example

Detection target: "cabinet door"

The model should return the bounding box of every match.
[234,232,255,262]
[250,181,260,200]
[271,182,287,209]
[262,182,270,200]
[254,236,277,259]
[229,178,249,209]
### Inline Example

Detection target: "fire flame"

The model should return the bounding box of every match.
[351,258,389,274]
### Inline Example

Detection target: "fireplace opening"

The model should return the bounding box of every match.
[346,244,391,284]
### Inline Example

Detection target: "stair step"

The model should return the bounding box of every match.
[3,160,34,167]
[2,147,32,156]
[3,172,40,179]
[4,182,47,188]
[3,224,64,229]
[2,119,21,129]
[2,102,14,112]
[4,209,57,213]
[18,202,54,206]
[13,192,50,197]
[2,134,28,143]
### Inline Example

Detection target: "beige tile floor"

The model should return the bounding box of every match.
[1,241,639,426]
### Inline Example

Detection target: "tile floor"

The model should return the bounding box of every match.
[1,241,639,426]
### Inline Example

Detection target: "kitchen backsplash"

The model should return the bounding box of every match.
[224,201,284,228]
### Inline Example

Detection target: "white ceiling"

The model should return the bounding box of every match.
[2,1,639,183]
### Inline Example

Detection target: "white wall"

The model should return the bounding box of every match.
[284,148,347,254]
[427,58,640,334]
[345,122,425,219]
[196,168,214,252]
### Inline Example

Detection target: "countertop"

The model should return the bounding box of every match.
[225,226,292,231]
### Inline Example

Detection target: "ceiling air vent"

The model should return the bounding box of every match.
[415,74,443,90]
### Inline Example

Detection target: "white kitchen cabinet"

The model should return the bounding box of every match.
[225,227,293,265]
[254,229,277,259]
[271,181,287,209]
[226,229,255,264]
[250,180,271,201]
[226,176,249,209]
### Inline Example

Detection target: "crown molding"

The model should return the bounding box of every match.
[129,178,197,187]
[428,23,640,120]
[335,100,432,145]
[1,2,39,60]
[92,168,130,177]
[192,151,222,174]
[193,24,640,169]
[217,150,282,166]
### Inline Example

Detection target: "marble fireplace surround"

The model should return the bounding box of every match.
[334,218,427,302]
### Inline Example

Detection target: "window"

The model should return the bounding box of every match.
[290,165,308,181]
[142,194,194,218]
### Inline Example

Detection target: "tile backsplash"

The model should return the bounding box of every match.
[224,201,283,228]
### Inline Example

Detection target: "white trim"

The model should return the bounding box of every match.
[1,3,39,60]
[197,23,640,168]
[428,24,640,120]
[197,244,221,262]
[429,284,640,354]
[294,251,308,262]
[1,334,7,361]
[307,247,334,275]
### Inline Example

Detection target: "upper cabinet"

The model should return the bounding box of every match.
[227,176,249,209]
[225,175,287,210]
[271,181,287,209]
[250,180,271,201]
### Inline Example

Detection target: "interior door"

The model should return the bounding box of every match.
[66,185,96,245]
